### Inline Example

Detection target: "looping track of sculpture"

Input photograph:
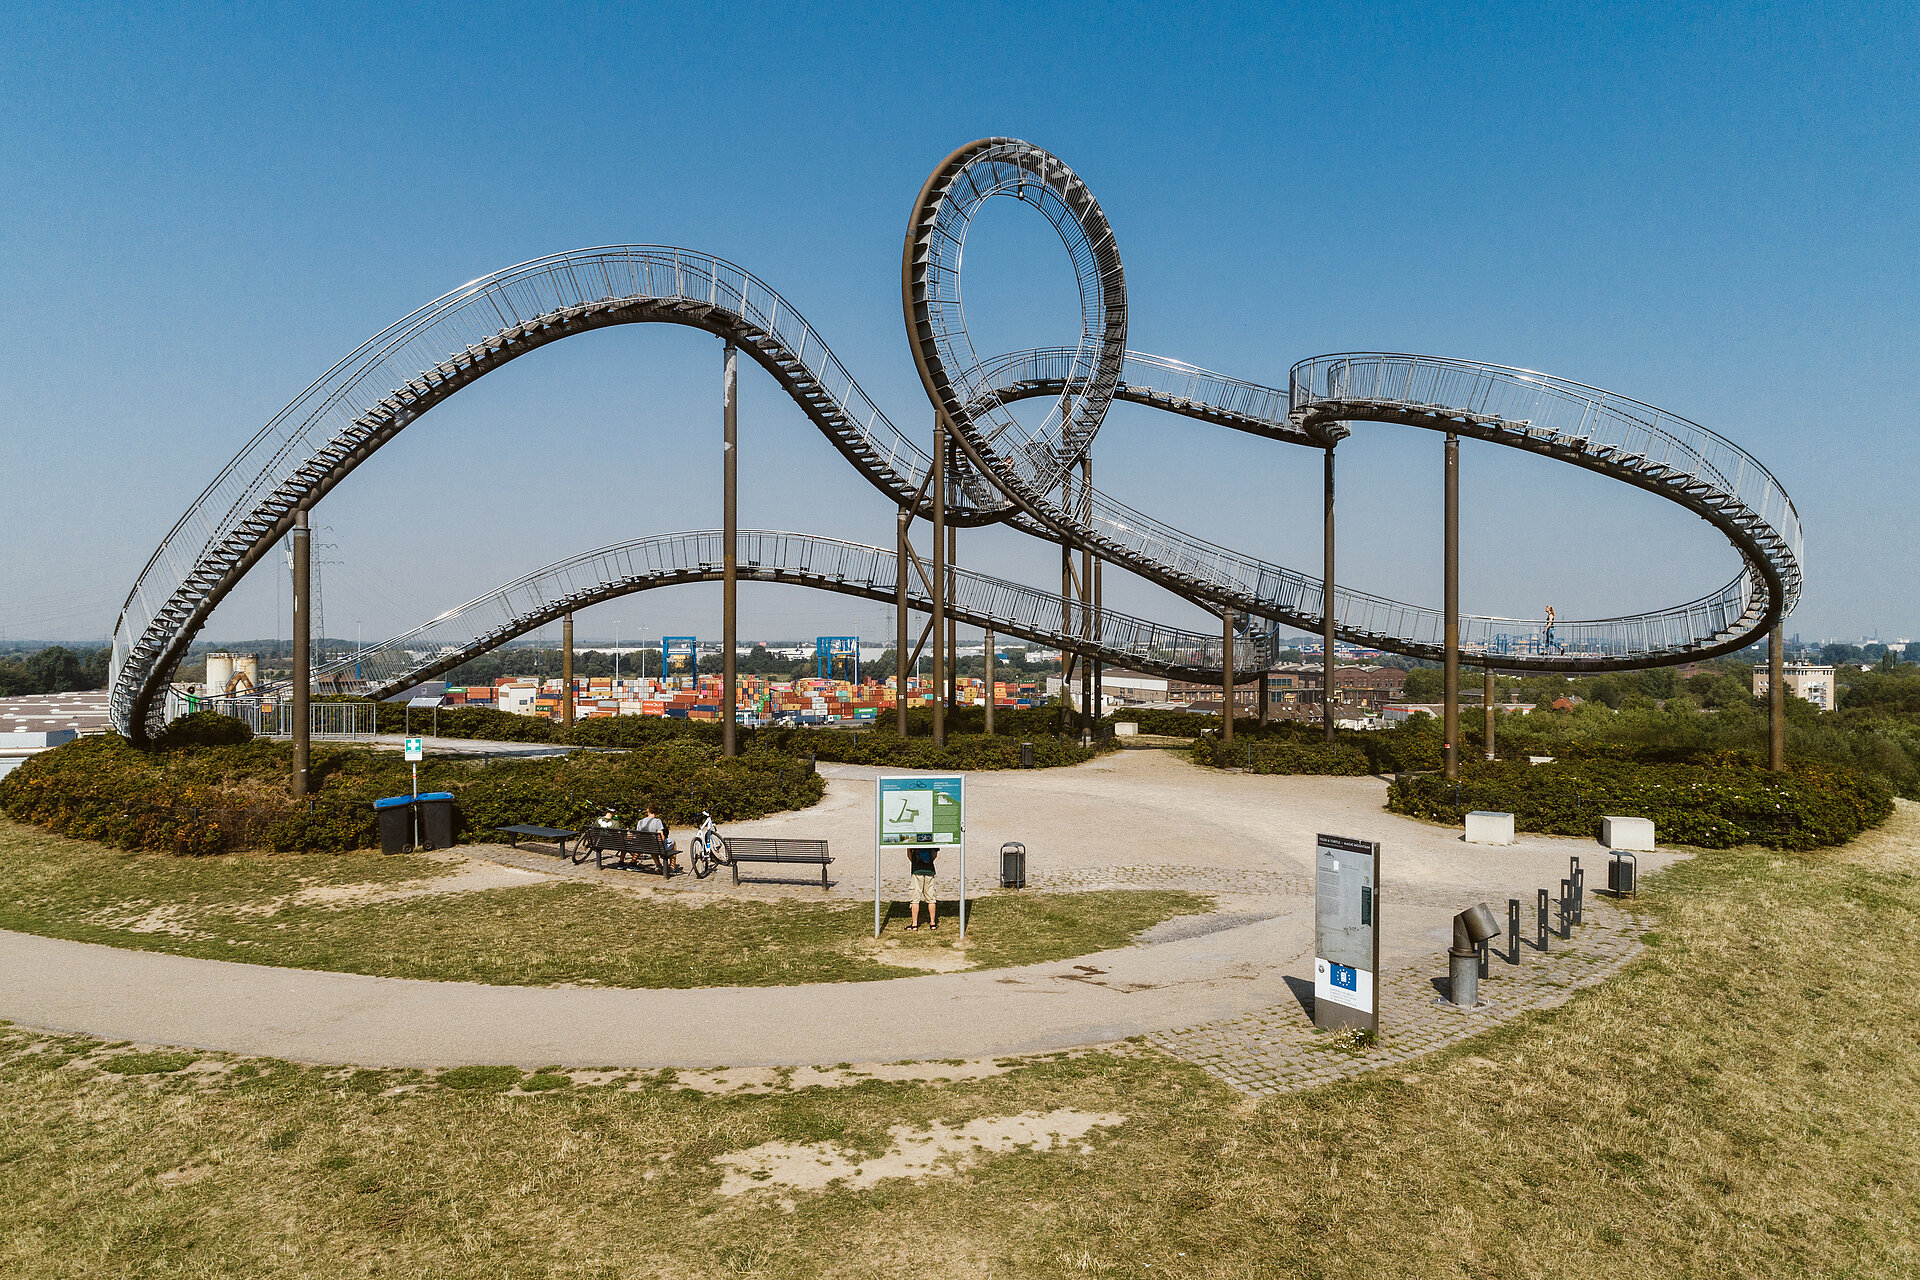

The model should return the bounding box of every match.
[110,137,1802,741]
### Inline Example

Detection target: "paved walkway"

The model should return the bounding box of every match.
[0,752,1665,1082]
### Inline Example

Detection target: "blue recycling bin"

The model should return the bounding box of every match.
[373,794,414,855]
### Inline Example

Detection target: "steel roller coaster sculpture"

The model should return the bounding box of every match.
[109,138,1802,744]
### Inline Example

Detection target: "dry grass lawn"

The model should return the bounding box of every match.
[1,805,1917,1277]
[0,818,1207,986]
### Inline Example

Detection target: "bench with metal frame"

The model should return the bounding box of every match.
[575,827,677,877]
[722,836,832,889]
[494,824,579,855]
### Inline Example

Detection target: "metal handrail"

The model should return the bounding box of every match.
[307,531,1268,697]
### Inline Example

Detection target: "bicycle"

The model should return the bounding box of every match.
[572,804,630,866]
[686,809,728,879]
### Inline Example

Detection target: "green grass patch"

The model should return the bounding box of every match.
[100,1051,196,1075]
[0,818,1208,987]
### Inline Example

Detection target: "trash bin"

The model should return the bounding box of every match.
[416,792,455,851]
[373,795,414,855]
[1020,741,1034,769]
[1000,842,1027,889]
[1608,850,1637,898]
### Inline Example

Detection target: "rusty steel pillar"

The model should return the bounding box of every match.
[562,612,575,730]
[984,628,996,735]
[1770,622,1785,771]
[1221,609,1235,746]
[290,507,310,798]
[1259,671,1270,726]
[1484,665,1496,761]
[722,341,738,757]
[896,506,911,736]
[1443,432,1460,781]
[931,416,946,748]
[1323,444,1336,744]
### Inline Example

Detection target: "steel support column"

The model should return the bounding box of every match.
[1443,432,1460,781]
[1259,672,1270,726]
[930,416,946,749]
[1091,557,1103,724]
[562,612,575,730]
[896,506,911,736]
[1323,444,1336,743]
[984,628,996,735]
[290,507,310,798]
[1221,609,1235,745]
[1484,666,1496,761]
[1770,622,1785,771]
[722,341,738,757]
[946,476,957,713]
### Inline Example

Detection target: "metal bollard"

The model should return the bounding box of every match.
[1449,903,1501,1007]
[1508,897,1522,964]
[1560,878,1573,939]
[1537,888,1550,952]
[1476,935,1490,979]
[1570,856,1584,925]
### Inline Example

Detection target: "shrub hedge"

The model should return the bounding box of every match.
[1388,757,1891,850]
[332,697,1108,770]
[0,734,824,856]
[1190,738,1373,776]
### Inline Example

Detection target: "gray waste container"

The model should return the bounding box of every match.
[373,795,414,855]
[1000,841,1027,889]
[416,792,455,851]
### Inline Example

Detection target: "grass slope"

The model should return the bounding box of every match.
[0,819,1206,986]
[3,806,1918,1276]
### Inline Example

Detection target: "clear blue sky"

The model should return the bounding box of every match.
[2,2,1914,649]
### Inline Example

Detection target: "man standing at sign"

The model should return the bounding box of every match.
[906,846,939,930]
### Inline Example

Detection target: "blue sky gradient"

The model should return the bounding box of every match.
[2,2,1914,648]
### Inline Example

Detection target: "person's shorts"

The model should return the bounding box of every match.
[909,874,937,904]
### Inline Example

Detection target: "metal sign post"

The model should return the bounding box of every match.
[1313,833,1381,1036]
[405,736,423,850]
[875,775,966,937]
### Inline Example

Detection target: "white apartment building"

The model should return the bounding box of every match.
[1752,662,1836,711]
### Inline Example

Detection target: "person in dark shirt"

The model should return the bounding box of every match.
[906,845,939,930]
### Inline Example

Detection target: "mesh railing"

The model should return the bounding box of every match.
[312,531,1264,698]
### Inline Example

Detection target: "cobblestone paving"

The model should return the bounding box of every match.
[1146,896,1647,1097]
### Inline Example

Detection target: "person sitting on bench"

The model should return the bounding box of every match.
[906,845,939,931]
[636,805,678,874]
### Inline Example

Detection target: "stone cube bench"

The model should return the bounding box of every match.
[1602,815,1655,851]
[1465,810,1515,846]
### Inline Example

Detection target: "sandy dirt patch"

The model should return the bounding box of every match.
[290,857,552,907]
[663,1058,1016,1095]
[713,1109,1126,1195]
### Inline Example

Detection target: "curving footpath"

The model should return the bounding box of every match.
[0,917,1306,1069]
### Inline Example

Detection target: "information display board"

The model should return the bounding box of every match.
[1313,833,1380,1034]
[875,776,966,937]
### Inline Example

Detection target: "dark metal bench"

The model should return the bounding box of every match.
[494,824,578,855]
[576,827,676,877]
[725,836,832,889]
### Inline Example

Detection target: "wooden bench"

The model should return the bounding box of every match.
[494,824,579,855]
[725,836,832,889]
[577,827,676,877]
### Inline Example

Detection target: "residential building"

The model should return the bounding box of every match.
[1752,662,1836,712]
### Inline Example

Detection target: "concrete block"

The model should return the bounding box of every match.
[1602,815,1655,851]
[1114,722,1139,737]
[1465,810,1515,846]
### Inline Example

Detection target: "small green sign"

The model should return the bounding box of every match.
[878,775,963,845]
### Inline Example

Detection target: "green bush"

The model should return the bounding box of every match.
[1387,757,1891,850]
[1190,738,1373,776]
[151,711,254,750]
[0,733,824,855]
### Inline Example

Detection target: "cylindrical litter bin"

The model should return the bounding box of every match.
[373,795,414,855]
[1000,841,1026,889]
[1020,741,1034,768]
[416,792,455,850]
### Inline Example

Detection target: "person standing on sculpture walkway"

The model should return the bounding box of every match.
[905,845,939,931]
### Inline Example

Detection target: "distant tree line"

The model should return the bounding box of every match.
[0,646,110,696]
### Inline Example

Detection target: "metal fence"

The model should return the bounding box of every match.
[162,688,374,739]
